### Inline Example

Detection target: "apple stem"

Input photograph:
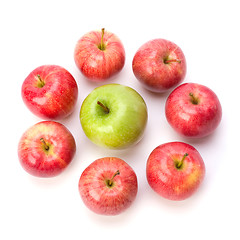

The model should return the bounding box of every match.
[189,93,199,105]
[108,170,120,187]
[97,101,109,113]
[176,153,189,169]
[36,74,45,88]
[164,59,181,64]
[40,138,49,151]
[99,28,105,50]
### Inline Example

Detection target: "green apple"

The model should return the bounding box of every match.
[80,84,148,149]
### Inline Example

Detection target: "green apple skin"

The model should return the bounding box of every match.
[80,84,148,149]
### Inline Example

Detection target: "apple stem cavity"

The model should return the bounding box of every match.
[176,153,189,169]
[97,101,109,114]
[107,170,120,187]
[36,74,45,88]
[189,93,199,105]
[40,138,49,151]
[98,28,106,51]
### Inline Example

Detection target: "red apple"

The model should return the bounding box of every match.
[21,65,78,120]
[78,157,138,215]
[74,28,125,81]
[18,121,76,177]
[165,83,222,138]
[146,142,205,201]
[132,38,187,92]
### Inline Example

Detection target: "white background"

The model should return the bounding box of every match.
[0,0,239,239]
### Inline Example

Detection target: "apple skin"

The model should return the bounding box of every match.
[146,142,205,201]
[21,65,78,120]
[132,38,187,93]
[80,84,148,149]
[165,83,222,138]
[78,157,138,215]
[74,28,125,81]
[18,121,76,177]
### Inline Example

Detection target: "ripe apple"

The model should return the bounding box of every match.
[21,65,78,120]
[132,38,187,93]
[165,83,222,138]
[80,84,148,149]
[78,157,138,215]
[18,121,76,177]
[74,28,125,81]
[146,142,205,201]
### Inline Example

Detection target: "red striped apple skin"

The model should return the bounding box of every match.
[18,121,76,177]
[79,157,138,215]
[74,28,125,81]
[21,65,78,120]
[146,142,205,201]
[132,38,186,92]
[165,83,222,138]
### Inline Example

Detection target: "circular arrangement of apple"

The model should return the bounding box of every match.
[18,28,222,216]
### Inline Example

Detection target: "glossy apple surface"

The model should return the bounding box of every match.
[146,142,205,201]
[18,121,76,177]
[74,28,125,81]
[78,157,138,215]
[21,65,78,120]
[132,38,186,92]
[80,84,148,149]
[165,83,222,138]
